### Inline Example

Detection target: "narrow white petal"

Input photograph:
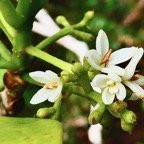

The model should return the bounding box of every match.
[109,47,137,65]
[30,88,49,104]
[123,48,144,80]
[116,83,126,100]
[102,87,115,105]
[108,73,122,82]
[92,74,108,88]
[48,84,63,102]
[96,30,109,57]
[91,103,100,112]
[85,50,102,70]
[124,81,144,100]
[128,93,140,101]
[134,74,144,85]
[102,65,125,76]
[29,71,50,84]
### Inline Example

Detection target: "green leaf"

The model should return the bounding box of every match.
[0,117,63,144]
[0,69,6,90]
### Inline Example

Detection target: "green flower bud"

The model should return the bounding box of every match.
[88,103,105,125]
[73,11,95,28]
[56,16,70,26]
[61,71,78,82]
[88,70,101,81]
[71,62,85,76]
[109,100,127,113]
[121,118,135,134]
[62,84,72,98]
[83,11,95,23]
[89,66,96,72]
[71,30,94,41]
[120,109,136,124]
[100,111,113,129]
[36,107,55,118]
[83,56,91,71]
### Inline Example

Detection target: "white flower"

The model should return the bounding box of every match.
[92,73,126,105]
[29,70,63,104]
[85,29,138,76]
[122,48,144,100]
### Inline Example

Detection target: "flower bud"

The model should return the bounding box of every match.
[62,84,72,98]
[121,118,135,134]
[100,111,113,129]
[56,16,70,26]
[71,62,86,76]
[71,30,94,41]
[120,109,136,124]
[61,71,78,82]
[88,103,105,125]
[109,100,127,113]
[36,107,55,118]
[83,56,91,71]
[88,71,101,81]
[83,11,95,23]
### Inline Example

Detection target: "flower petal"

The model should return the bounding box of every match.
[48,83,63,102]
[92,74,108,88]
[85,50,102,70]
[128,93,140,101]
[91,103,100,112]
[122,48,144,80]
[29,71,50,84]
[108,73,122,82]
[96,30,109,57]
[123,81,144,100]
[102,87,115,105]
[133,74,144,86]
[109,47,138,65]
[45,70,60,81]
[102,65,125,76]
[116,83,126,101]
[91,82,102,93]
[30,88,49,104]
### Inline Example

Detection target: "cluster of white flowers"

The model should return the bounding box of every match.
[29,29,144,106]
[86,30,144,105]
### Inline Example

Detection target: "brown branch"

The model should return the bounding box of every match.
[0,70,26,116]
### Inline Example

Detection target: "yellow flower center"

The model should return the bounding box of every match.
[44,82,58,89]
[106,79,119,94]
[106,79,114,85]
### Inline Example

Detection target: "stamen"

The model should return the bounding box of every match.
[101,49,112,66]
[134,70,141,75]
[44,82,58,89]
[130,75,139,81]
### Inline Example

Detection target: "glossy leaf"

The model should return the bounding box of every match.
[0,117,63,144]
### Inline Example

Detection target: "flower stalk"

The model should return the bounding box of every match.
[26,46,72,73]
[36,26,73,50]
